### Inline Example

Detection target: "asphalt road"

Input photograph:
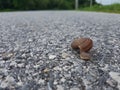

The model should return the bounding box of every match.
[0,11,120,90]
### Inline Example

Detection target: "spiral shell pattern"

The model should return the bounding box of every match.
[71,38,93,52]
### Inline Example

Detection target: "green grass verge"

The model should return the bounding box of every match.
[0,9,16,12]
[79,4,120,14]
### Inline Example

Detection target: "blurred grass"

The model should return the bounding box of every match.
[79,4,120,14]
[0,9,14,12]
[1,3,120,14]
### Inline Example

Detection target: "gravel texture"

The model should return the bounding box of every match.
[0,11,120,90]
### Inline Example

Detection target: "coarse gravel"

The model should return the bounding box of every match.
[0,11,120,90]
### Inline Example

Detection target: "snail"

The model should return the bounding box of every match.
[71,38,93,60]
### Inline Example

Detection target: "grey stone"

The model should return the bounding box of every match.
[109,72,120,89]
[61,53,69,59]
[106,78,118,88]
[2,52,14,60]
[48,55,56,60]
[57,85,64,90]
[0,75,15,88]
[70,87,80,90]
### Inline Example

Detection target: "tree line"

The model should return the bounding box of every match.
[0,0,98,10]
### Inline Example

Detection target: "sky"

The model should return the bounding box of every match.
[96,0,120,5]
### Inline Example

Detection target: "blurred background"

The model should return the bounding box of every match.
[0,0,120,13]
[0,0,97,10]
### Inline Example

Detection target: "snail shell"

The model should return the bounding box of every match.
[71,38,93,52]
[71,38,93,60]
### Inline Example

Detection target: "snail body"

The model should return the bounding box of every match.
[80,52,91,60]
[71,38,93,60]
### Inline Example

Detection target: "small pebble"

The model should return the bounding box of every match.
[17,63,24,68]
[10,61,17,66]
[48,55,56,60]
[33,64,40,69]
[6,76,15,82]
[2,52,14,60]
[57,85,64,90]
[17,81,23,86]
[53,66,62,71]
[28,38,33,42]
[53,80,58,85]
[0,81,8,88]
[70,87,80,90]
[38,79,45,84]
[0,76,15,88]
[61,53,68,59]
[60,78,66,83]
[43,68,50,73]
[106,78,117,87]
[109,72,120,89]
[64,73,71,78]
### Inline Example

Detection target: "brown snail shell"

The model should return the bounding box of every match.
[71,38,93,52]
[71,38,85,49]
[71,38,93,60]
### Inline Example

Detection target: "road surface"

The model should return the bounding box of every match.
[0,11,120,90]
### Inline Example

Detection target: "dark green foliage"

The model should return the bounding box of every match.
[0,0,14,9]
[78,0,97,7]
[0,0,97,10]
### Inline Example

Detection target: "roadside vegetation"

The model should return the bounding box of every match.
[0,0,97,11]
[0,0,120,14]
[80,4,120,14]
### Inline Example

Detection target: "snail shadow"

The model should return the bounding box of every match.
[71,48,81,59]
[90,49,103,61]
[71,49,103,61]
[71,46,112,64]
[90,48,112,65]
